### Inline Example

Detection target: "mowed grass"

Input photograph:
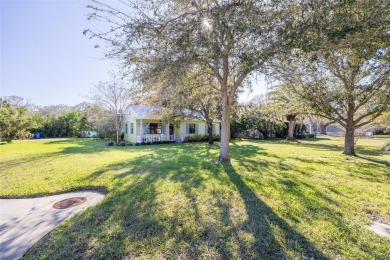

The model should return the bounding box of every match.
[1,136,389,259]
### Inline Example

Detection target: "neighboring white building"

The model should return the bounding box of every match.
[81,131,98,138]
[305,122,381,136]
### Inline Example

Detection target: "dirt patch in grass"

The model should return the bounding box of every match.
[364,210,390,226]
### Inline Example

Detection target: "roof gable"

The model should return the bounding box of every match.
[128,105,221,122]
[130,106,158,118]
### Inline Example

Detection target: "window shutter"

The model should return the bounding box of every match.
[204,124,208,134]
[195,124,198,134]
[212,124,216,134]
[143,123,147,135]
[162,124,165,134]
[186,123,189,134]
[125,124,128,133]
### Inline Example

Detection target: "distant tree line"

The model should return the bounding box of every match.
[0,96,117,142]
[230,98,286,140]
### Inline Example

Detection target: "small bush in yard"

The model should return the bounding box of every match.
[16,130,34,140]
[185,134,221,142]
[213,134,221,141]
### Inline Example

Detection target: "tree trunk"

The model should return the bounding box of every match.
[343,123,356,156]
[208,120,214,145]
[116,126,120,144]
[115,116,120,144]
[219,103,231,161]
[319,124,327,135]
[287,119,296,140]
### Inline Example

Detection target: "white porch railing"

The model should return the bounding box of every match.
[136,135,175,143]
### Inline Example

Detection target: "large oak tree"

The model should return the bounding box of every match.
[282,53,389,155]
[270,0,390,155]
[86,0,302,161]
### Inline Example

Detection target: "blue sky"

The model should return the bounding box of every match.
[1,0,265,106]
[1,0,115,106]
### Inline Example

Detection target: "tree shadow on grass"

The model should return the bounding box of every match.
[295,142,343,152]
[1,139,109,169]
[221,162,328,259]
[355,146,388,158]
[24,146,326,259]
[304,137,332,142]
[21,141,388,259]
[358,156,390,167]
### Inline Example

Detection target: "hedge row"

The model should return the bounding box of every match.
[184,134,221,142]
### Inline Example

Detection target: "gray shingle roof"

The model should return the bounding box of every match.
[130,105,220,122]
[130,106,158,118]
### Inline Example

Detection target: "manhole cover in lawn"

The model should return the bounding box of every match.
[53,197,87,209]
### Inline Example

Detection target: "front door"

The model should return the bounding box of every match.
[169,125,174,135]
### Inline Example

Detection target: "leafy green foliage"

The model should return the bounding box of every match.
[30,110,90,138]
[231,102,286,139]
[184,134,220,142]
[0,101,32,142]
[270,0,389,153]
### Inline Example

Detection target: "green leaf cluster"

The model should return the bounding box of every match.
[0,101,32,142]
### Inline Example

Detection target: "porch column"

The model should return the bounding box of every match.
[140,118,143,143]
[309,124,312,134]
[181,120,186,141]
[167,119,170,141]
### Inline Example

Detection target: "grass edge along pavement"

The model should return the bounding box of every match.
[0,191,106,260]
[0,136,389,259]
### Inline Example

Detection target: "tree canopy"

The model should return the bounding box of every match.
[86,0,304,160]
[0,101,32,142]
[269,0,390,155]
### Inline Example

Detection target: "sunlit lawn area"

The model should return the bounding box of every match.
[1,136,389,259]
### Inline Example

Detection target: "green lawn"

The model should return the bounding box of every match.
[1,136,389,259]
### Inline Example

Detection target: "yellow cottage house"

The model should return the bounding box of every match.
[123,106,220,143]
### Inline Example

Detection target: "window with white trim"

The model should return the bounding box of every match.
[148,123,162,134]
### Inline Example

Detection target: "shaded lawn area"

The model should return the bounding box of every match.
[0,137,389,259]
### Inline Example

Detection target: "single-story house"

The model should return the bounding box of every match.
[123,106,221,143]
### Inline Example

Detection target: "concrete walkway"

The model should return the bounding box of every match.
[0,191,105,260]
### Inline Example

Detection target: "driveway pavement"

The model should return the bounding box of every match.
[0,191,105,260]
